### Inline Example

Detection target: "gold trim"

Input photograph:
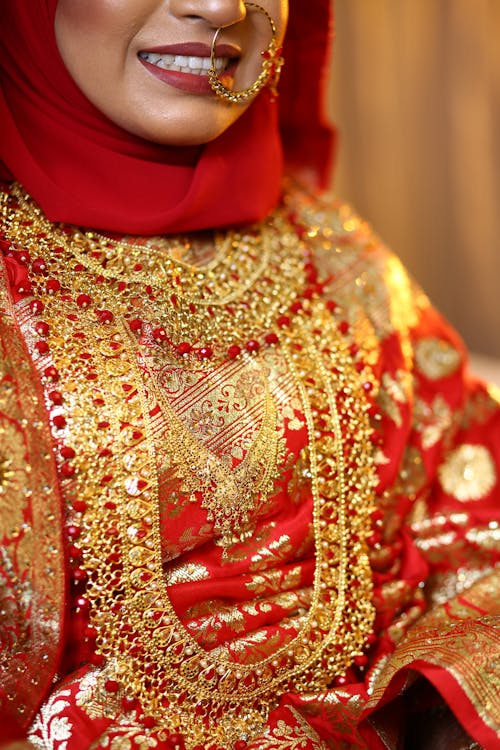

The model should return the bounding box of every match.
[0,258,65,729]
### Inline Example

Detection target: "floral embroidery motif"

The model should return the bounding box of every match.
[413,394,453,450]
[28,689,73,750]
[377,370,410,427]
[256,707,328,749]
[438,443,497,501]
[90,725,159,750]
[414,337,462,380]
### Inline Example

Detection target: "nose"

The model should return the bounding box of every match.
[169,0,247,29]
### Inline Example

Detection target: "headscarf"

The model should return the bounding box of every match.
[0,1,334,235]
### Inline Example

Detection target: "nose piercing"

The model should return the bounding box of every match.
[208,2,284,104]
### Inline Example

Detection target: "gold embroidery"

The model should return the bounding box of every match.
[414,337,462,380]
[368,573,500,737]
[377,371,411,427]
[257,706,328,749]
[384,257,420,358]
[465,523,500,548]
[246,566,303,596]
[413,394,453,450]
[75,669,121,720]
[28,688,73,749]
[411,511,498,572]
[147,360,284,549]
[438,444,497,501]
[0,258,65,728]
[460,387,499,433]
[301,692,366,747]
[287,189,419,365]
[395,446,427,498]
[424,566,495,606]
[164,561,210,586]
[0,416,26,540]
[249,534,294,571]
[90,728,159,750]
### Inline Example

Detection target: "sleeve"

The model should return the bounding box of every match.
[0,265,66,740]
[260,191,500,750]
[361,291,500,749]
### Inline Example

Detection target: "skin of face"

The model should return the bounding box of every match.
[54,0,288,146]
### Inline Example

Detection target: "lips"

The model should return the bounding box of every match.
[138,42,240,95]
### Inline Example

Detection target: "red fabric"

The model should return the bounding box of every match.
[411,661,500,750]
[0,0,335,235]
[280,0,336,188]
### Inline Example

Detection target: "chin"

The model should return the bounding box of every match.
[120,96,246,147]
[154,130,224,146]
[132,119,237,147]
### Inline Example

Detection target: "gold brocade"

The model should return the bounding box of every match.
[256,706,329,750]
[367,572,500,738]
[291,191,423,372]
[414,337,462,380]
[1,187,378,749]
[438,443,497,502]
[0,263,65,726]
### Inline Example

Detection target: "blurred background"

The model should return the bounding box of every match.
[329,0,500,381]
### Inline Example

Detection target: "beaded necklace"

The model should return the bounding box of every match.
[1,185,377,750]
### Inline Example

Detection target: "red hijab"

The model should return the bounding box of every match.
[0,1,334,235]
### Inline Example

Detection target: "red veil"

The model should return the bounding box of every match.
[0,0,334,235]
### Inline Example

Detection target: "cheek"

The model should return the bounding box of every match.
[55,0,150,42]
[56,0,116,30]
[55,0,151,85]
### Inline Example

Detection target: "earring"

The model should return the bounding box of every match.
[208,2,284,104]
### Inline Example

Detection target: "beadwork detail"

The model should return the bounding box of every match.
[1,185,378,750]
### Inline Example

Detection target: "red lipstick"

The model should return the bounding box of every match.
[138,42,240,95]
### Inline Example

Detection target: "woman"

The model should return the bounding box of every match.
[0,1,499,748]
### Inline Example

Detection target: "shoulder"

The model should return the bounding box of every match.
[284,182,429,344]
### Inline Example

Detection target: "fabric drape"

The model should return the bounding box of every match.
[0,1,334,235]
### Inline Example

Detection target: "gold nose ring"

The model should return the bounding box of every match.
[208,2,284,104]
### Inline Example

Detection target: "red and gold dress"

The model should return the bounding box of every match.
[0,183,499,749]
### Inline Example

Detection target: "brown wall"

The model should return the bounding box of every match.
[329,0,500,357]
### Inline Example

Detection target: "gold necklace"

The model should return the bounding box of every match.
[5,183,310,364]
[1,185,377,750]
[151,369,285,551]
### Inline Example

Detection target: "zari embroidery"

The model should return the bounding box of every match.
[145,359,285,549]
[367,573,500,737]
[414,337,462,380]
[28,689,73,750]
[377,371,411,428]
[0,261,65,729]
[438,443,497,502]
[257,707,328,750]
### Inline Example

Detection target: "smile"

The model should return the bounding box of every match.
[138,52,229,77]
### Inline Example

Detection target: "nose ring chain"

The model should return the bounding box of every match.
[208,2,284,104]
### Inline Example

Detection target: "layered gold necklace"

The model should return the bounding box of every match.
[1,185,377,750]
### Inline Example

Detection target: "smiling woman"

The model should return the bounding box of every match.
[54,0,287,144]
[0,0,289,235]
[0,2,499,750]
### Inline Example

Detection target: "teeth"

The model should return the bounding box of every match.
[139,51,228,76]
